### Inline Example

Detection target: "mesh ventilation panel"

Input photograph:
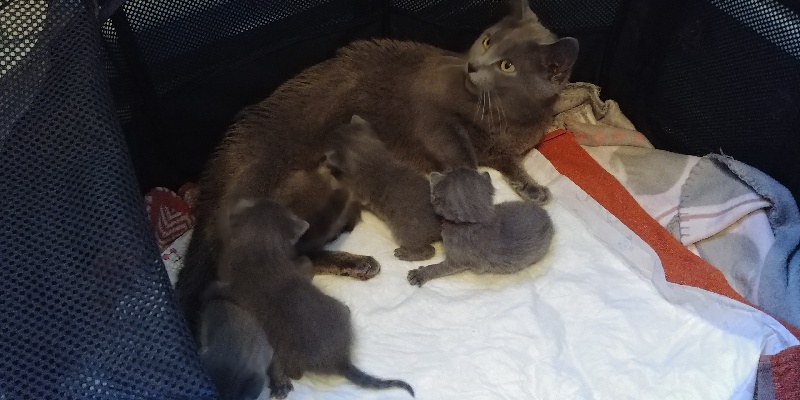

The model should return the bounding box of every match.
[113,0,361,94]
[101,0,384,189]
[649,0,800,200]
[390,0,622,31]
[0,1,215,398]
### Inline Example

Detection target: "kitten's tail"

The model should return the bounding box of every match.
[340,363,415,397]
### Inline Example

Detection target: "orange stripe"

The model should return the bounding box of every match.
[537,129,800,339]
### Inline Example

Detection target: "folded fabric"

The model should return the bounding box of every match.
[162,130,798,400]
[144,186,197,252]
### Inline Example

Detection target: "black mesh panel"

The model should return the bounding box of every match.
[102,0,386,191]
[602,0,800,201]
[0,1,215,398]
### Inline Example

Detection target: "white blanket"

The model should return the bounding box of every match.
[166,151,798,400]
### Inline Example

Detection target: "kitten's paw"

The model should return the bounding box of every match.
[515,182,551,205]
[394,245,436,261]
[407,268,429,287]
[269,380,293,399]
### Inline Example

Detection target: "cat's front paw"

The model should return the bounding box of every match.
[269,380,293,399]
[337,254,381,280]
[394,245,436,261]
[351,255,381,280]
[514,182,551,205]
[407,268,429,287]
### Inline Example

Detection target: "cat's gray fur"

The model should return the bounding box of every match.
[326,115,441,261]
[177,0,577,334]
[197,281,272,400]
[222,198,414,399]
[407,167,555,286]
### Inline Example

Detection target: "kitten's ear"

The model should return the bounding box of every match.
[510,0,538,21]
[229,197,257,217]
[482,171,496,196]
[429,171,445,187]
[351,114,367,125]
[324,150,344,170]
[542,37,579,82]
[287,213,310,245]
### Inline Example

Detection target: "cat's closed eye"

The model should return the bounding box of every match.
[498,60,515,73]
[482,36,491,49]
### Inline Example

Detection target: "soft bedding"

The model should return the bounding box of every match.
[553,83,800,328]
[160,133,798,399]
[153,83,800,399]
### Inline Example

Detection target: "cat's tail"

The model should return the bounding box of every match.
[340,363,415,397]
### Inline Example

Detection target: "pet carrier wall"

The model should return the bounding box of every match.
[1,0,799,399]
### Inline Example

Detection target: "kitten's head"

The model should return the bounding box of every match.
[325,115,386,180]
[225,197,309,251]
[464,0,579,109]
[429,167,495,223]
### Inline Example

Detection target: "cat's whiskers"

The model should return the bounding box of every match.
[479,91,487,123]
[493,91,508,134]
[487,90,495,132]
[473,91,483,122]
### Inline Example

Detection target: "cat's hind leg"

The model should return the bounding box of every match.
[407,261,469,286]
[307,250,381,280]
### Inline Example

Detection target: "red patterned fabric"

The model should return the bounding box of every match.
[144,187,196,252]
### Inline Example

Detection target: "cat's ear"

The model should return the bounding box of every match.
[542,37,579,82]
[510,0,538,22]
[429,171,445,187]
[287,212,310,245]
[481,171,492,183]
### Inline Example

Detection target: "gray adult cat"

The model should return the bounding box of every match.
[197,281,272,400]
[407,167,555,286]
[222,198,414,399]
[177,0,578,332]
[325,115,441,261]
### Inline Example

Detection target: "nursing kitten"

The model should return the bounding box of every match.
[197,282,272,400]
[223,199,414,399]
[272,163,362,255]
[325,115,441,261]
[177,0,577,333]
[407,167,554,286]
[178,162,365,334]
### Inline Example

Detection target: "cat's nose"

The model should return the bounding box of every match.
[467,62,477,73]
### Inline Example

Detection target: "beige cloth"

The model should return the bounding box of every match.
[550,82,653,148]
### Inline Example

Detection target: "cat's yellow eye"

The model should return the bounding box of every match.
[499,60,515,73]
[482,36,491,49]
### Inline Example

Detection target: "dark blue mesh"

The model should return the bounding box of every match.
[0,1,215,398]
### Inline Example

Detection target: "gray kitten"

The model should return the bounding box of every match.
[198,281,272,400]
[272,163,362,255]
[407,167,554,286]
[326,115,441,261]
[221,198,414,399]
